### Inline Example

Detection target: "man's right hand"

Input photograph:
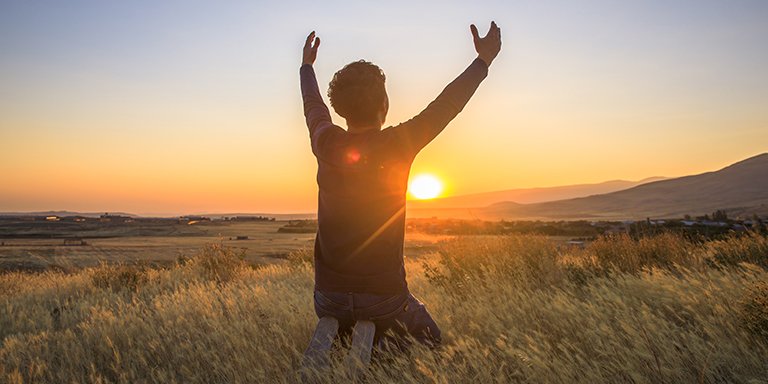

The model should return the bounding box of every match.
[302,31,320,66]
[470,21,501,67]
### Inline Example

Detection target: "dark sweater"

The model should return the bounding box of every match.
[300,58,488,294]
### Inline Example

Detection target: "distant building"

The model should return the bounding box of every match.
[63,238,87,246]
[100,213,131,222]
[233,216,275,222]
[180,216,211,222]
[566,240,586,249]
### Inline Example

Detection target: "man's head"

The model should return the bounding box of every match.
[328,60,388,130]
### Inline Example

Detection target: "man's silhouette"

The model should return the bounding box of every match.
[300,22,501,348]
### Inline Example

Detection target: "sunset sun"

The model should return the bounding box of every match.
[409,174,443,200]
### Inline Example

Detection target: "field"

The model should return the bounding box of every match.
[0,220,445,272]
[1,229,768,383]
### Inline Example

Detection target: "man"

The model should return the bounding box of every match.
[300,22,501,349]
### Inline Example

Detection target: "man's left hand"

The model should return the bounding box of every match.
[302,31,320,66]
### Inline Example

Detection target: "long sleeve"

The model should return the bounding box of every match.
[388,58,488,155]
[300,64,335,154]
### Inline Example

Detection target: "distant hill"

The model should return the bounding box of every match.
[407,177,664,210]
[481,153,768,220]
[0,211,317,220]
[196,213,316,220]
[0,211,139,218]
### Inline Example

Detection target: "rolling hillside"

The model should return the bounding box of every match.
[483,153,768,220]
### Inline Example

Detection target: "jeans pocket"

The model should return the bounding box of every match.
[362,293,408,319]
[314,290,348,312]
[367,301,407,322]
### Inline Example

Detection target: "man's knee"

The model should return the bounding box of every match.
[412,306,441,347]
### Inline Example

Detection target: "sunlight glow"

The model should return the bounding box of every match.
[2,1,767,214]
[409,174,443,200]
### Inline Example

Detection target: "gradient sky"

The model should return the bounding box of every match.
[1,0,767,215]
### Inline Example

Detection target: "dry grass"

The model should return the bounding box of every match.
[1,233,767,383]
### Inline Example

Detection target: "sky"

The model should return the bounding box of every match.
[1,0,767,215]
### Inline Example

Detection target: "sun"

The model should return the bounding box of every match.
[409,174,443,200]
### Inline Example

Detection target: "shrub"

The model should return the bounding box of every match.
[427,235,563,291]
[91,263,148,293]
[739,280,768,340]
[426,232,768,295]
[707,232,768,268]
[287,247,313,269]
[586,232,696,273]
[184,243,246,283]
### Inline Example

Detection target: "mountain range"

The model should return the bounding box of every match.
[0,211,139,218]
[408,153,768,220]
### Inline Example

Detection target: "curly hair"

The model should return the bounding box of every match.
[328,60,387,125]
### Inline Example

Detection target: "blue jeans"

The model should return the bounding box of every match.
[313,290,442,349]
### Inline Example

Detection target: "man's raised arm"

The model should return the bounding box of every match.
[390,22,502,155]
[299,31,332,140]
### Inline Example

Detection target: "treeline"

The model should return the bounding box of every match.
[277,220,318,233]
[277,215,768,240]
[407,219,607,237]
[629,217,767,241]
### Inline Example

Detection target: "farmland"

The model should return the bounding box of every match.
[0,217,447,272]
[1,225,767,383]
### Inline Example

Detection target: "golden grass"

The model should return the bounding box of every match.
[1,233,767,383]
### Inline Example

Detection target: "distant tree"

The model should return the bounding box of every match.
[683,214,691,220]
[752,214,767,234]
[712,210,728,222]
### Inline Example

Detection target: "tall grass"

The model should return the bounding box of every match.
[1,233,767,383]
